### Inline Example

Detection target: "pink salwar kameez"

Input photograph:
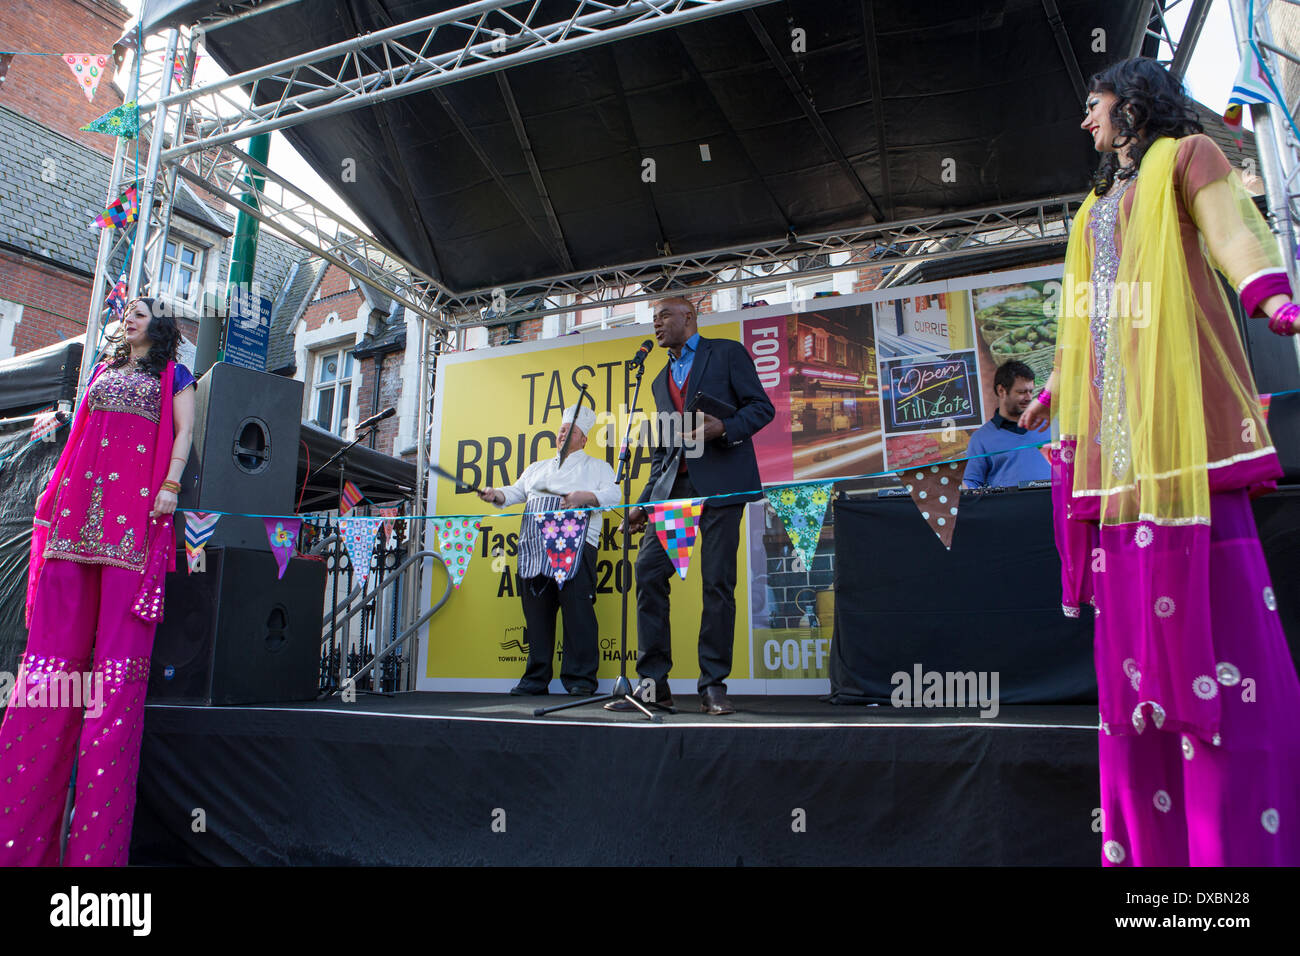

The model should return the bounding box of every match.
[0,359,190,866]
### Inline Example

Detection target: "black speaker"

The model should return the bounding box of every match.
[149,547,325,705]
[179,362,303,550]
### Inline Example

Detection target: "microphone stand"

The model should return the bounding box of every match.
[535,357,661,721]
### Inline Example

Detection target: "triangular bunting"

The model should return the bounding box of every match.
[378,506,400,539]
[1225,51,1274,145]
[650,499,705,580]
[263,516,301,579]
[898,461,967,549]
[431,516,481,588]
[764,482,833,570]
[91,185,137,229]
[63,53,109,103]
[538,510,589,587]
[0,53,15,89]
[104,271,128,321]
[80,99,139,138]
[173,52,200,83]
[1260,392,1272,424]
[184,511,220,573]
[31,408,60,444]
[342,516,380,584]
[340,479,363,515]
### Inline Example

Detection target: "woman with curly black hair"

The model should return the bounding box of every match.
[0,296,195,866]
[1021,57,1300,866]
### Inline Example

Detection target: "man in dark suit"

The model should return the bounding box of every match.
[607,296,774,715]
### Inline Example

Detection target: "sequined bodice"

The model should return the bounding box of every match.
[88,365,163,423]
[1087,176,1136,478]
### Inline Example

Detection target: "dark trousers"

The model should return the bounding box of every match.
[635,473,744,697]
[517,543,600,692]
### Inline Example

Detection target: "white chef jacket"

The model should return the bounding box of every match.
[497,450,620,548]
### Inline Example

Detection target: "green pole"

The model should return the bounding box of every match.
[196,132,270,373]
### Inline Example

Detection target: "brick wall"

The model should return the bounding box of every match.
[303,287,362,332]
[0,0,130,159]
[0,249,92,350]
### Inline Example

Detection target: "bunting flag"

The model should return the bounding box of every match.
[80,99,139,138]
[184,511,220,573]
[31,408,59,444]
[538,510,590,587]
[650,499,705,580]
[1260,392,1273,424]
[898,461,967,550]
[91,185,137,229]
[0,53,14,90]
[764,482,833,570]
[63,53,109,103]
[341,516,380,585]
[378,506,400,538]
[431,516,481,588]
[339,479,363,515]
[104,271,128,322]
[172,52,200,83]
[263,516,301,579]
[1225,50,1274,144]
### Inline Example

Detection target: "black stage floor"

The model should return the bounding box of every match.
[131,693,1102,866]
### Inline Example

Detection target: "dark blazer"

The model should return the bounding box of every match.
[637,335,775,505]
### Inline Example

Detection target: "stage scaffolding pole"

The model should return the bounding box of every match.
[1229,0,1300,373]
[125,29,181,301]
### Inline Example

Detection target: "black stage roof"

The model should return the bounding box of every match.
[142,0,1149,295]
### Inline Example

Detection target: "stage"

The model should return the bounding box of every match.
[131,692,1101,866]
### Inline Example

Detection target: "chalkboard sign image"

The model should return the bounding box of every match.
[880,351,982,435]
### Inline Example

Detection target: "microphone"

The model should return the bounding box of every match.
[357,406,396,431]
[628,339,654,369]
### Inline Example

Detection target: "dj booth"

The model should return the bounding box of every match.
[828,484,1300,704]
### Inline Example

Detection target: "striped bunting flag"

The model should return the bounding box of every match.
[340,479,364,515]
[185,511,220,573]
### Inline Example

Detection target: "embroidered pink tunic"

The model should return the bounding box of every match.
[43,364,185,571]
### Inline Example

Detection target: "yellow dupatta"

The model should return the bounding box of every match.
[1054,136,1274,526]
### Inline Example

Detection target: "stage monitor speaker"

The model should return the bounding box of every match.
[179,362,303,550]
[149,547,325,705]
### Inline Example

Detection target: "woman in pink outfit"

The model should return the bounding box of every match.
[1022,58,1300,866]
[0,297,195,866]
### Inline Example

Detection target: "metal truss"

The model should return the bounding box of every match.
[441,196,1085,327]
[169,138,452,321]
[147,0,778,162]
[1139,0,1214,75]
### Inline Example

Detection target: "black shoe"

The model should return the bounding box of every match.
[565,684,597,697]
[699,686,735,715]
[604,683,673,711]
[509,684,548,696]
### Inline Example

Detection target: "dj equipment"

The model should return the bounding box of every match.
[149,546,325,705]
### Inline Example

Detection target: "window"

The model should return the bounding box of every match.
[159,239,204,305]
[313,349,355,435]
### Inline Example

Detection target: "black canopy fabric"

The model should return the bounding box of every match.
[0,338,83,418]
[296,421,417,511]
[153,0,1146,297]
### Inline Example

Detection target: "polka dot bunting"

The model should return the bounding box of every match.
[63,53,109,103]
[895,460,968,550]
[432,517,482,588]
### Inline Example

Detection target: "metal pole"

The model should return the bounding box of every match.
[407,310,432,690]
[125,29,180,300]
[78,53,142,400]
[146,30,200,297]
[1229,0,1300,371]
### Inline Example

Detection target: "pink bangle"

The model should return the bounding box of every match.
[1036,389,1052,407]
[1268,302,1300,335]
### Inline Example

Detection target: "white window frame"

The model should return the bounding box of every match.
[310,348,356,436]
[159,237,206,309]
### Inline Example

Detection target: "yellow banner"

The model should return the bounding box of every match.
[422,321,750,688]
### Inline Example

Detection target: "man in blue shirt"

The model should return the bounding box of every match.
[963,360,1051,488]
